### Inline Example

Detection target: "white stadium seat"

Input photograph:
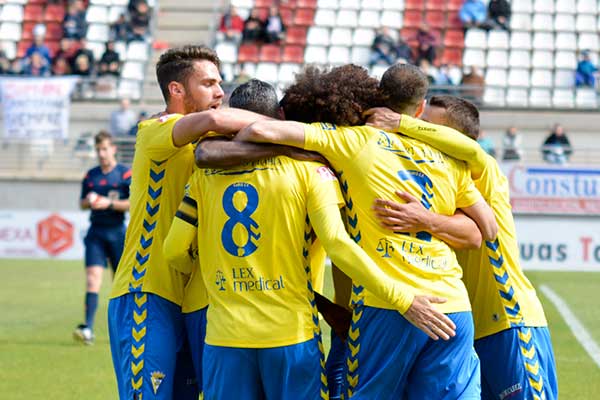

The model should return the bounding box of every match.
[576,0,597,13]
[339,0,361,10]
[118,79,141,100]
[220,63,234,82]
[304,45,327,63]
[358,10,381,28]
[555,32,577,50]
[578,33,599,51]
[0,4,23,23]
[483,88,506,106]
[0,23,21,41]
[114,41,127,60]
[86,41,105,60]
[529,88,552,108]
[485,68,508,86]
[121,61,144,81]
[380,10,403,28]
[361,0,383,10]
[465,29,487,49]
[532,50,554,69]
[336,10,358,27]
[531,69,553,87]
[554,51,577,69]
[86,5,108,24]
[556,0,576,13]
[382,0,405,10]
[0,40,16,59]
[307,27,330,46]
[532,14,554,32]
[576,88,598,108]
[534,0,554,13]
[278,63,301,84]
[512,0,532,13]
[215,42,237,64]
[318,0,339,9]
[508,68,530,87]
[353,28,375,46]
[532,32,555,50]
[510,31,532,50]
[314,9,337,27]
[554,14,575,32]
[552,89,575,108]
[509,50,531,68]
[231,0,253,8]
[488,30,509,50]
[554,69,575,88]
[330,28,352,45]
[351,46,371,65]
[487,50,508,68]
[126,41,149,61]
[506,88,529,107]
[86,23,110,42]
[328,46,350,64]
[255,63,279,83]
[108,6,126,23]
[510,14,531,31]
[462,48,486,68]
[90,0,112,5]
[575,15,596,32]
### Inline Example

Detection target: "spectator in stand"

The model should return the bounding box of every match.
[242,8,265,42]
[72,39,95,69]
[128,0,150,42]
[418,59,436,84]
[110,98,137,136]
[25,26,52,64]
[414,23,437,65]
[435,64,454,85]
[477,131,496,158]
[218,6,244,43]
[575,50,598,88]
[0,51,10,74]
[52,56,72,76]
[8,58,24,75]
[99,41,121,77]
[23,52,51,77]
[542,124,572,164]
[502,126,522,161]
[396,36,413,64]
[72,52,93,76]
[110,13,129,42]
[461,65,485,105]
[459,0,489,30]
[54,38,78,65]
[488,0,511,31]
[128,111,147,136]
[264,6,286,43]
[369,27,398,67]
[63,2,87,40]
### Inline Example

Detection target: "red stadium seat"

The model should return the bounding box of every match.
[426,0,446,10]
[447,13,463,29]
[285,26,307,45]
[45,22,62,41]
[259,44,282,62]
[440,48,462,66]
[17,40,33,58]
[280,7,293,26]
[425,11,445,29]
[296,0,317,8]
[255,0,276,7]
[28,0,48,4]
[400,27,419,48]
[21,22,37,40]
[24,4,44,22]
[238,43,259,63]
[443,29,465,48]
[403,10,424,28]
[45,39,60,58]
[282,45,304,63]
[44,4,66,23]
[405,0,425,10]
[447,0,464,11]
[255,7,269,20]
[294,8,315,26]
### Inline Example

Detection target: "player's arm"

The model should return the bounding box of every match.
[195,136,326,168]
[365,109,488,178]
[373,191,482,250]
[163,194,199,275]
[80,173,91,210]
[460,198,498,241]
[311,204,456,340]
[172,108,270,147]
[234,120,306,147]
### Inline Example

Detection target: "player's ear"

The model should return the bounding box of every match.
[168,81,185,100]
[415,99,426,118]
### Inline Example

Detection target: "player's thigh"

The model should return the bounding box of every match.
[347,306,426,400]
[258,337,325,400]
[108,293,184,400]
[105,225,126,274]
[183,307,208,389]
[406,312,480,400]
[84,227,108,268]
[203,344,262,400]
[534,327,558,400]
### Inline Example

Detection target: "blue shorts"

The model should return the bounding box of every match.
[183,307,208,393]
[326,330,348,400]
[84,224,126,271]
[203,337,327,400]
[475,326,558,400]
[108,292,198,400]
[346,306,480,400]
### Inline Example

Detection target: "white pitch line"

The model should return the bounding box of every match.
[540,284,600,369]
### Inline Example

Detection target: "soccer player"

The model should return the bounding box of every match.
[74,130,131,345]
[367,95,558,400]
[163,77,451,400]
[234,64,497,399]
[107,45,267,400]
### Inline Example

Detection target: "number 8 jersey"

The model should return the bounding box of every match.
[175,157,344,348]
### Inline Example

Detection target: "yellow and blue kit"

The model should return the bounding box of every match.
[302,121,482,399]
[396,115,557,400]
[108,114,199,400]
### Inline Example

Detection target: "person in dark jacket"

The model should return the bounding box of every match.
[369,27,398,67]
[542,124,572,164]
[99,41,121,76]
[488,0,511,30]
[242,8,265,42]
[415,23,437,65]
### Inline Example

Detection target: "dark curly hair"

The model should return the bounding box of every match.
[280,65,383,126]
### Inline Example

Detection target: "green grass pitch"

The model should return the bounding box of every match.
[1,259,599,399]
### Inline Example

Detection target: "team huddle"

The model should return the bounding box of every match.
[104,45,558,400]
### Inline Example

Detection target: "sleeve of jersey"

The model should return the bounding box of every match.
[122,167,132,199]
[309,204,415,314]
[303,123,366,166]
[397,115,489,178]
[455,170,483,209]
[142,114,185,161]
[80,174,90,200]
[306,163,345,212]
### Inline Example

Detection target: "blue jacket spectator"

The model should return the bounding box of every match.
[460,0,488,29]
[63,2,87,40]
[575,51,598,88]
[25,36,52,64]
[23,52,51,77]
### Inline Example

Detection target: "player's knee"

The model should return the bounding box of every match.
[86,267,104,291]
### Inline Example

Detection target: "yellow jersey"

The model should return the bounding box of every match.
[392,116,548,338]
[304,122,482,314]
[110,114,194,306]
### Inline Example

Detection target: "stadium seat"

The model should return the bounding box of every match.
[17,40,31,57]
[447,13,463,29]
[361,0,383,9]
[556,0,576,13]
[485,68,508,86]
[336,10,358,27]
[533,0,554,13]
[405,0,424,10]
[339,0,361,9]
[358,10,381,28]
[554,14,575,32]
[1,40,16,59]
[1,5,24,23]
[23,4,43,22]
[509,31,531,50]
[282,45,305,63]
[555,33,577,50]
[487,50,508,68]
[462,48,486,68]
[424,11,444,29]
[426,0,445,10]
[304,45,327,63]
[121,61,144,81]
[448,65,462,83]
[509,50,531,68]
[21,21,36,40]
[44,22,62,40]
[294,8,316,26]
[108,6,127,23]
[552,89,575,108]
[314,9,336,27]
[220,62,234,82]
[280,8,293,26]
[483,87,506,106]
[118,79,141,100]
[529,88,552,107]
[255,0,275,6]
[370,64,388,78]
[86,5,109,24]
[508,68,530,87]
[488,30,509,50]
[403,10,423,28]
[576,88,598,108]
[351,46,370,64]
[0,23,22,41]
[532,50,554,69]
[330,28,352,45]
[328,45,350,64]
[215,42,237,64]
[506,88,529,107]
[91,0,113,5]
[285,27,307,46]
[87,23,110,42]
[575,15,596,32]
[318,0,339,8]
[554,69,574,87]
[510,14,532,31]
[44,4,66,23]
[114,41,127,60]
[464,29,487,49]
[238,43,260,63]
[576,0,597,13]
[297,0,318,7]
[531,69,553,87]
[532,32,554,50]
[86,41,105,60]
[353,28,375,46]
[443,29,464,48]
[578,33,599,51]
[231,0,254,8]
[381,10,403,28]
[440,48,462,66]
[554,51,577,69]
[278,62,301,83]
[260,44,282,62]
[126,41,148,62]
[512,0,532,13]
[255,63,279,83]
[382,0,405,10]
[532,14,553,32]
[307,26,330,46]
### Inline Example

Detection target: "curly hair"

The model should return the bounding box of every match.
[280,65,383,126]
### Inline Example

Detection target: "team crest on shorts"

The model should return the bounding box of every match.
[151,371,165,394]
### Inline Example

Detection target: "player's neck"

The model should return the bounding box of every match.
[100,161,117,174]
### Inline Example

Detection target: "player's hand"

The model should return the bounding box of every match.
[90,195,111,210]
[363,107,402,132]
[373,191,431,233]
[403,295,456,341]
[284,147,328,165]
